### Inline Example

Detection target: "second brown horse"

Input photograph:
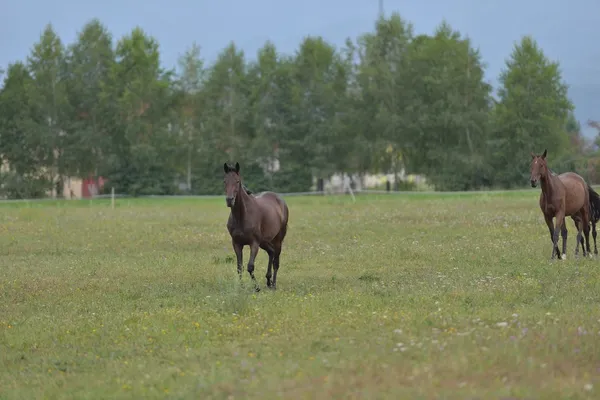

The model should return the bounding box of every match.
[530,149,600,259]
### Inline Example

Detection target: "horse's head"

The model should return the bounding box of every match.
[529,149,548,187]
[223,162,241,207]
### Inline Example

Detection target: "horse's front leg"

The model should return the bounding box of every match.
[554,212,566,260]
[232,240,244,278]
[544,214,559,259]
[261,245,275,288]
[247,242,261,292]
[265,252,274,288]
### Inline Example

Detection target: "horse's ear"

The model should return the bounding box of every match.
[224,163,229,173]
[531,152,536,159]
[542,149,547,159]
[234,162,240,173]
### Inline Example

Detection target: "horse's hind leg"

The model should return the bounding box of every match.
[247,242,261,292]
[561,223,568,257]
[271,223,288,290]
[578,225,585,257]
[579,206,592,258]
[593,220,598,256]
[583,216,592,258]
[265,252,274,288]
[269,241,285,291]
[272,248,281,291]
[570,215,582,257]
[260,244,275,288]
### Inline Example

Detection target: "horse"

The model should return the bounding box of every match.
[587,188,600,256]
[559,172,600,257]
[223,162,289,291]
[529,149,600,259]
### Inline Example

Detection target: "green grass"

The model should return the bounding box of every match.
[1,190,600,399]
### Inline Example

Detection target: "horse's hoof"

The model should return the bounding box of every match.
[561,254,567,260]
[590,253,595,259]
[254,286,261,293]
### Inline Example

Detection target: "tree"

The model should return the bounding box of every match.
[197,42,250,194]
[0,62,36,174]
[491,35,573,187]
[244,41,288,191]
[260,54,314,193]
[401,22,493,190]
[289,36,346,181]
[354,13,414,181]
[104,26,178,195]
[327,38,360,179]
[1,16,589,196]
[0,62,49,198]
[27,23,70,196]
[64,18,116,178]
[176,41,205,192]
[564,112,587,155]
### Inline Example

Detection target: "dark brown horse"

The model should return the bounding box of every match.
[529,149,600,259]
[223,162,289,290]
[588,188,600,256]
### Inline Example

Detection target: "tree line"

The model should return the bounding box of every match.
[0,13,593,198]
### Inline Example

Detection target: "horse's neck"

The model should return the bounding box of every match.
[541,170,559,196]
[232,182,254,221]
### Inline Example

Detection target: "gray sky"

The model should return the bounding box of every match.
[2,0,599,135]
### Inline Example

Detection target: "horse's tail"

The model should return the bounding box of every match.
[588,183,600,224]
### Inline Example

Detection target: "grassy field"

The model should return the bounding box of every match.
[1,190,600,399]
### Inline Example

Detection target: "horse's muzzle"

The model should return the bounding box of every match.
[226,196,235,207]
[530,180,537,188]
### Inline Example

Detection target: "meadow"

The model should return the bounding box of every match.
[1,190,600,399]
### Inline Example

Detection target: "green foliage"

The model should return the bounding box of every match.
[64,19,116,178]
[401,22,493,190]
[271,163,313,193]
[354,13,414,175]
[175,41,206,193]
[491,36,574,187]
[26,24,71,195]
[0,62,39,176]
[0,171,49,199]
[287,36,349,178]
[0,16,590,198]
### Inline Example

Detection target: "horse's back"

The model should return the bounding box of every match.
[255,191,288,227]
[558,172,589,212]
[558,172,587,194]
[559,171,586,183]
